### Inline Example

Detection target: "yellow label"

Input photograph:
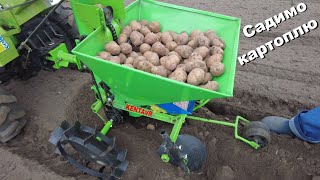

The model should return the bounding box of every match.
[0,44,5,53]
[0,35,9,54]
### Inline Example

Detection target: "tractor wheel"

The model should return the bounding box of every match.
[0,86,26,143]
[171,134,207,171]
[243,121,271,148]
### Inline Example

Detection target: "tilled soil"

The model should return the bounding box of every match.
[1,69,319,180]
[1,0,319,179]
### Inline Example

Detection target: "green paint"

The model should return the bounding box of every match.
[47,43,81,70]
[0,0,54,66]
[193,99,210,111]
[170,115,186,143]
[82,0,258,152]
[161,154,170,163]
[70,0,124,36]
[0,35,18,67]
[97,120,113,141]
[73,0,240,106]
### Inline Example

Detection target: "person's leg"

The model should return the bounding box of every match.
[261,116,295,136]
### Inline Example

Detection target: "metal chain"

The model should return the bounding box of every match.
[105,19,118,42]
[90,71,110,122]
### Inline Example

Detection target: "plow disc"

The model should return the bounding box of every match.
[49,121,128,179]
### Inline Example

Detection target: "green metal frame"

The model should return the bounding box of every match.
[89,81,260,168]
[47,43,82,70]
[69,0,257,167]
[91,91,260,149]
[0,0,55,66]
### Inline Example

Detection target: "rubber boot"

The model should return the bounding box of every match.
[261,116,295,137]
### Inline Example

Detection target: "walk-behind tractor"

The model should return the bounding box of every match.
[1,0,272,179]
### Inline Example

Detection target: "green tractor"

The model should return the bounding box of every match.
[0,0,271,179]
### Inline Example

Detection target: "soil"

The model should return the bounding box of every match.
[1,0,320,180]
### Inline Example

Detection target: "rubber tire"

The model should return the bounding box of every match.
[0,86,26,143]
[243,122,271,148]
[171,134,207,171]
[243,121,270,133]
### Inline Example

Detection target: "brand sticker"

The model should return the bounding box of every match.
[125,104,153,117]
[0,35,9,54]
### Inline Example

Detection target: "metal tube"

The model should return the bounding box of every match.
[187,115,235,127]
[169,115,186,143]
[0,0,36,12]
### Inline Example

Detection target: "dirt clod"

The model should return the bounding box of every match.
[214,166,235,180]
[312,176,320,180]
[303,141,312,150]
[147,124,155,131]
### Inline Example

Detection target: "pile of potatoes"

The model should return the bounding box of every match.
[96,20,226,91]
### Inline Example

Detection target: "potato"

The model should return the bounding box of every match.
[168,51,182,61]
[140,19,148,26]
[130,20,142,31]
[185,61,207,73]
[147,21,161,33]
[140,26,151,36]
[187,68,205,86]
[195,35,210,47]
[202,72,212,85]
[137,60,154,72]
[204,30,217,37]
[105,41,121,55]
[98,51,111,60]
[161,32,173,44]
[146,52,160,66]
[189,52,203,62]
[123,64,134,68]
[169,68,187,82]
[200,81,219,91]
[187,40,197,49]
[175,32,189,45]
[190,30,204,40]
[160,56,168,66]
[206,54,223,67]
[210,46,224,55]
[211,38,225,49]
[109,56,121,64]
[120,43,132,54]
[119,53,127,64]
[157,32,162,38]
[151,66,168,77]
[168,31,178,40]
[194,46,209,59]
[122,26,132,36]
[125,57,134,64]
[175,45,193,59]
[164,54,180,71]
[143,51,154,58]
[152,42,169,57]
[176,64,186,71]
[144,33,159,45]
[165,41,178,51]
[209,62,225,76]
[118,34,128,44]
[130,31,144,46]
[205,31,225,49]
[129,51,139,58]
[140,43,151,54]
[133,56,147,68]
